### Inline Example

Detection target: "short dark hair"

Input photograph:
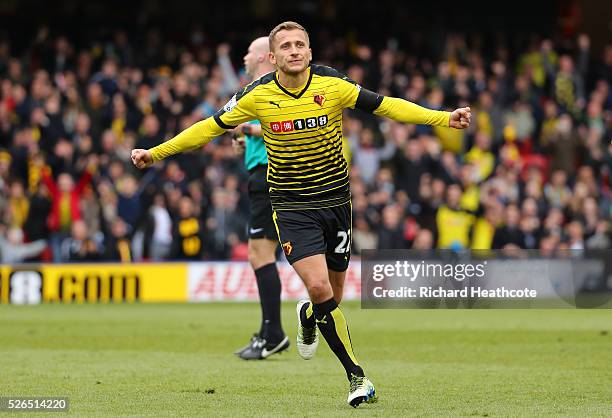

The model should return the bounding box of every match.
[269,21,310,51]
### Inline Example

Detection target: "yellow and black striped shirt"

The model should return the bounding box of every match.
[150,64,451,211]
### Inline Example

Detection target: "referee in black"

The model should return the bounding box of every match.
[231,37,288,360]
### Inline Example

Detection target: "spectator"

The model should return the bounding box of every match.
[542,114,579,175]
[435,184,475,249]
[464,131,495,182]
[471,203,503,250]
[412,228,434,250]
[204,188,247,259]
[60,219,102,262]
[349,125,395,185]
[565,220,585,250]
[586,221,610,250]
[352,215,378,254]
[116,173,142,231]
[493,204,525,248]
[41,164,94,261]
[172,196,205,260]
[377,204,406,249]
[5,180,29,228]
[545,170,572,209]
[146,193,173,260]
[22,182,51,243]
[391,137,435,203]
[104,217,132,262]
[0,225,47,263]
[136,113,162,150]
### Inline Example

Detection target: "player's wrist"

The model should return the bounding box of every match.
[148,149,158,163]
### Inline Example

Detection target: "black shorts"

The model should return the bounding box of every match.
[248,165,277,240]
[272,202,352,272]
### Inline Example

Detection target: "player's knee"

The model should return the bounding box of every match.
[248,240,275,269]
[306,280,333,303]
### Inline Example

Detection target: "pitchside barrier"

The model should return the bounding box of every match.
[1,250,610,308]
[0,262,360,305]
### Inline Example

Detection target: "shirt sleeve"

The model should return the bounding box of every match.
[329,66,450,126]
[317,66,383,111]
[332,71,384,112]
[149,117,225,162]
[336,77,362,109]
[373,97,450,127]
[149,86,260,162]
[213,85,258,129]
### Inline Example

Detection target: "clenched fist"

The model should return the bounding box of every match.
[131,149,153,169]
[449,107,471,129]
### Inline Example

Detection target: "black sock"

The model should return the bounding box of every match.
[313,298,365,381]
[255,263,283,343]
[300,301,316,328]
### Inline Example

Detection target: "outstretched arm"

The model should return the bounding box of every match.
[132,117,226,168]
[132,83,259,169]
[374,96,471,129]
[333,69,471,129]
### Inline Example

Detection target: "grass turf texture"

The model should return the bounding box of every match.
[1,303,611,417]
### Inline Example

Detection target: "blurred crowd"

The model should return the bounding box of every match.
[0,26,610,263]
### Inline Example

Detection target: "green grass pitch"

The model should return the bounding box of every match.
[1,303,611,416]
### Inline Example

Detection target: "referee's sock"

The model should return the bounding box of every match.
[255,263,284,343]
[313,298,365,381]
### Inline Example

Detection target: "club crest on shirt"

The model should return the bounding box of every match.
[313,94,326,107]
[282,241,293,256]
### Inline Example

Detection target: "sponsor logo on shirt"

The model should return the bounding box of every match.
[270,115,328,132]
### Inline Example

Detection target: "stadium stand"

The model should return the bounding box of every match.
[0,15,610,262]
